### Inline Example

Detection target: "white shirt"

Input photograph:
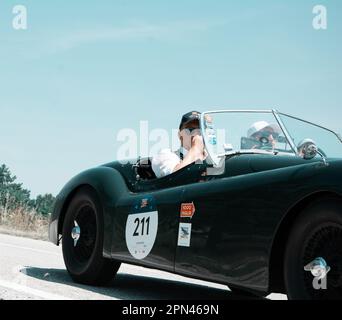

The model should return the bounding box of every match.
[152,147,188,178]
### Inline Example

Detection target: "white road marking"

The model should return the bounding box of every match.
[0,242,60,256]
[0,279,70,300]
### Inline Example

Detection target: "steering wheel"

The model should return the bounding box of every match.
[257,137,274,151]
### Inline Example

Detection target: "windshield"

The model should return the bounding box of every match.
[201,111,295,166]
[278,113,342,158]
[201,110,342,167]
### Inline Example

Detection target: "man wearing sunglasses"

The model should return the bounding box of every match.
[152,111,206,178]
[247,121,282,150]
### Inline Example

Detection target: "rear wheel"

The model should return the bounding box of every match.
[284,198,342,300]
[62,187,120,285]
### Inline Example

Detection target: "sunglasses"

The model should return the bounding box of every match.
[257,130,279,139]
[182,128,201,135]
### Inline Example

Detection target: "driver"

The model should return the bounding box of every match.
[152,111,206,178]
[247,121,282,150]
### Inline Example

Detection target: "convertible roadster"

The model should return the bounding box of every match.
[49,110,342,300]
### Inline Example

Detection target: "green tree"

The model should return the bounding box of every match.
[0,164,16,185]
[0,164,34,214]
[34,194,56,216]
[0,164,16,212]
[0,164,55,220]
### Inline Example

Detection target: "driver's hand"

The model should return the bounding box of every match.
[191,135,205,160]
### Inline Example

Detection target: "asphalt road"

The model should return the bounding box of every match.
[0,233,287,300]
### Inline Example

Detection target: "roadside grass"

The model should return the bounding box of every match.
[0,207,49,241]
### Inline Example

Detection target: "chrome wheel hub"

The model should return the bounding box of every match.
[304,257,331,279]
[71,221,81,247]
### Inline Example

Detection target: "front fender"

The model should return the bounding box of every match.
[48,166,130,258]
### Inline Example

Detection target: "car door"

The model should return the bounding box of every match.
[174,178,232,281]
[174,156,283,289]
[110,162,207,273]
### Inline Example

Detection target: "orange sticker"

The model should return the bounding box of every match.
[180,202,196,219]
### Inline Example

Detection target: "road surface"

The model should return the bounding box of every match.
[0,233,287,300]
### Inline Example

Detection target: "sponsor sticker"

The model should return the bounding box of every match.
[140,198,149,209]
[180,202,196,219]
[177,223,192,247]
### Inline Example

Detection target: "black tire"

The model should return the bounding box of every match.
[284,197,342,300]
[62,186,120,286]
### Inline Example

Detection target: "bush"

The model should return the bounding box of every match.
[1,205,48,229]
[0,164,54,240]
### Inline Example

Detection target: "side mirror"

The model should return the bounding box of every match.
[297,139,318,160]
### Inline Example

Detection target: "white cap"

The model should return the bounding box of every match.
[247,121,281,138]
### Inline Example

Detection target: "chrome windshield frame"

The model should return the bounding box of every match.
[200,108,342,167]
[272,109,298,155]
[200,109,284,166]
[278,111,342,144]
[200,109,342,166]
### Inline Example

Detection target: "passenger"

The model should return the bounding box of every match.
[247,121,282,150]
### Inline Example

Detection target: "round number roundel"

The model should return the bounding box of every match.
[125,211,158,260]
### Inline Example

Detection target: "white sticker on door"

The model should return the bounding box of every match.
[125,211,158,260]
[177,223,192,247]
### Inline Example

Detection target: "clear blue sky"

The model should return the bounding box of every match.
[0,0,341,197]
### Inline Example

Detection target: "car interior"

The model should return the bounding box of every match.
[129,156,210,192]
[134,157,157,180]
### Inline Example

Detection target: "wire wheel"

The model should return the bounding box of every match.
[72,204,97,264]
[62,187,121,285]
[302,223,342,299]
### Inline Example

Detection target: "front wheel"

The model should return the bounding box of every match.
[62,187,120,285]
[284,197,342,300]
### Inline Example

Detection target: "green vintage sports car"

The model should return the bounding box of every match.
[49,110,342,300]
